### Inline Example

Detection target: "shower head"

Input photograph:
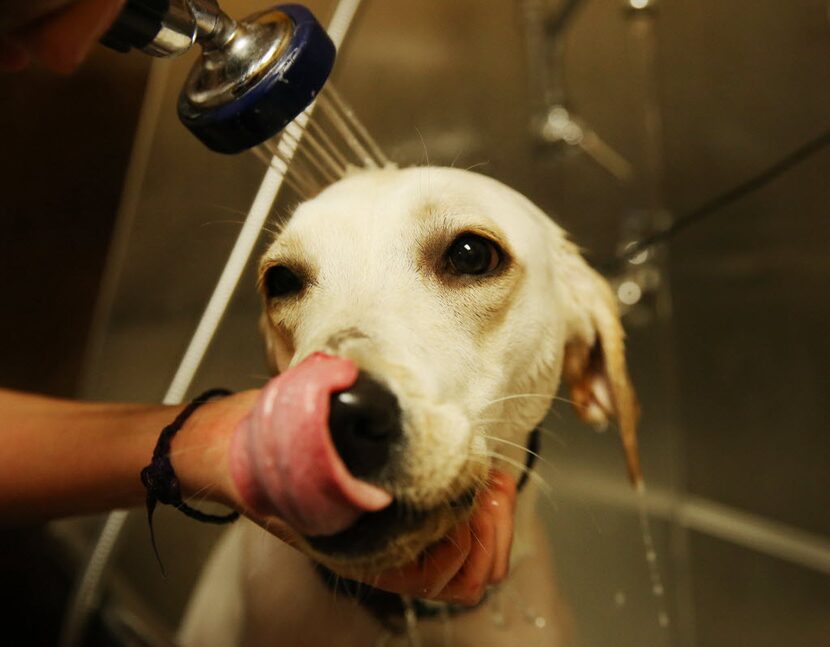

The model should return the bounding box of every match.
[102,1,336,153]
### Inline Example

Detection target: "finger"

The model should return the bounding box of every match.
[23,0,124,74]
[487,487,514,583]
[484,471,517,583]
[436,506,497,606]
[488,469,518,507]
[372,523,472,598]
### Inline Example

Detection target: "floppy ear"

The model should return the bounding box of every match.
[559,243,642,487]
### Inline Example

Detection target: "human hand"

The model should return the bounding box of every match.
[0,0,124,73]
[369,470,517,606]
[240,469,518,606]
[174,392,517,606]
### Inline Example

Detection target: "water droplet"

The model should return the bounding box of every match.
[617,280,643,305]
[614,591,626,607]
[637,485,671,633]
[534,616,547,629]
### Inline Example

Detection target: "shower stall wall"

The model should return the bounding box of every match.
[60,1,830,645]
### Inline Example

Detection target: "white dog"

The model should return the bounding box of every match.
[180,166,640,646]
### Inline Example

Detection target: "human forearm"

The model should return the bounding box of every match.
[0,0,124,73]
[0,388,256,522]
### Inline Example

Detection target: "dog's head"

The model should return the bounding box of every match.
[243,166,638,572]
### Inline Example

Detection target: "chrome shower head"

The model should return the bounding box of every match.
[103,1,335,153]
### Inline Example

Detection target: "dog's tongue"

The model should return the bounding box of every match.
[230,353,392,536]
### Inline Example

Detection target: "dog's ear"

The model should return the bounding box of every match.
[559,244,642,486]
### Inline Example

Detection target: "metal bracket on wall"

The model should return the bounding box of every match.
[522,0,633,181]
[610,208,672,327]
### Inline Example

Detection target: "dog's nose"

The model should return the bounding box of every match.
[329,372,402,479]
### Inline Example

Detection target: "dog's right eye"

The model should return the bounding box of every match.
[445,233,502,276]
[264,265,303,298]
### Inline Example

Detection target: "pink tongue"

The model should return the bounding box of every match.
[229,353,393,536]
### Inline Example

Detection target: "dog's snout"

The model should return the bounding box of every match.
[329,372,402,479]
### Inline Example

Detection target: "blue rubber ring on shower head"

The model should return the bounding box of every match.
[178,4,336,154]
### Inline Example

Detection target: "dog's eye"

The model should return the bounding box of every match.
[264,265,303,297]
[446,234,501,276]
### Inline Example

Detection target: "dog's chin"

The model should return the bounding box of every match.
[301,488,477,573]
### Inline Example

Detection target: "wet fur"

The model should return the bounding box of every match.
[180,167,638,646]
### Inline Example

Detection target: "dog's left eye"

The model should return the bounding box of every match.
[264,265,304,297]
[445,234,501,276]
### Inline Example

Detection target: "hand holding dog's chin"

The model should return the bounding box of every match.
[174,401,516,606]
[331,471,518,606]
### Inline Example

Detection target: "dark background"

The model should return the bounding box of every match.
[0,46,149,645]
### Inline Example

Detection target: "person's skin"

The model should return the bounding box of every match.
[0,0,124,73]
[0,388,517,604]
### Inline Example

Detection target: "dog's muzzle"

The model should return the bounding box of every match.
[229,352,481,561]
[229,353,396,537]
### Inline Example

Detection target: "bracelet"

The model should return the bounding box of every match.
[141,388,239,571]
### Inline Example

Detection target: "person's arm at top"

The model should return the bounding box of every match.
[0,0,124,73]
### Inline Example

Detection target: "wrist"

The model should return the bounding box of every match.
[169,390,259,509]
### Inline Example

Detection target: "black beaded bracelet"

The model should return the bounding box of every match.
[141,388,239,571]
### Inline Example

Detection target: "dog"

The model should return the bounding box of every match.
[179,166,640,646]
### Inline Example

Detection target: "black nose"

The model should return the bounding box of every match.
[328,372,402,479]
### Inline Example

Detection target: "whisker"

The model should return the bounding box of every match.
[482,393,579,409]
[474,450,559,512]
[473,418,567,447]
[196,217,280,238]
[183,482,216,505]
[469,525,488,553]
[200,203,250,217]
[536,425,567,447]
[480,435,557,472]
[463,160,490,173]
[473,451,554,497]
[442,532,464,556]
[166,438,229,460]
[414,126,430,168]
[199,218,246,228]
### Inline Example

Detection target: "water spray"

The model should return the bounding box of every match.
[102,0,386,195]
